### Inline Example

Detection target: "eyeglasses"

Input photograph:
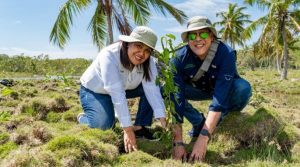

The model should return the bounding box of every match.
[188,32,209,41]
[132,42,153,55]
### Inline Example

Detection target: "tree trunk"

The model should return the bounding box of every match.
[280,16,288,80]
[105,0,113,44]
[276,54,282,74]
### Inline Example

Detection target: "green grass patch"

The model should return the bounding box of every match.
[0,141,18,159]
[46,111,61,123]
[115,151,162,166]
[0,111,11,121]
[47,135,88,152]
[78,128,119,145]
[0,132,10,144]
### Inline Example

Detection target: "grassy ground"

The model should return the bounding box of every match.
[0,69,299,166]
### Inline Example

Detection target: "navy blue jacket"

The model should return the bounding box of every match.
[171,41,239,119]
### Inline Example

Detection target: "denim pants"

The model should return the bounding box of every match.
[78,84,153,130]
[139,78,252,136]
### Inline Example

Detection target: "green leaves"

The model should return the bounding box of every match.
[88,2,107,49]
[122,0,150,25]
[215,3,251,48]
[50,0,92,49]
[157,34,180,126]
[50,0,186,50]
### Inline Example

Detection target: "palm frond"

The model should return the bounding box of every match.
[244,0,271,10]
[122,0,150,25]
[50,0,91,49]
[112,3,132,35]
[244,16,267,39]
[290,15,300,31]
[88,2,106,50]
[146,0,187,24]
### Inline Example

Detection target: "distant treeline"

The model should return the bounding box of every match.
[1,45,300,76]
[235,36,300,71]
[0,54,92,75]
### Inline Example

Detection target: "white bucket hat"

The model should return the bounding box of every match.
[181,16,218,42]
[119,26,158,51]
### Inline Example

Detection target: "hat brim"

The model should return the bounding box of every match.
[119,35,158,52]
[181,26,218,42]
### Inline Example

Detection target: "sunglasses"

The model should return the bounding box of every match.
[188,32,209,41]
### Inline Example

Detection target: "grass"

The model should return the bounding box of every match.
[0,69,299,166]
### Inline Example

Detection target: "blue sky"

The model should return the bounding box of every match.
[0,0,265,59]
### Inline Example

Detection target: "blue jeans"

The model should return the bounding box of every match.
[184,78,252,136]
[139,78,252,136]
[79,84,153,130]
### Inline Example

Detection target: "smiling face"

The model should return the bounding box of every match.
[127,42,152,65]
[187,28,214,60]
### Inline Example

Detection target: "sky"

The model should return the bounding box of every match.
[0,0,265,60]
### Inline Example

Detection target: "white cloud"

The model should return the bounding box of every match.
[174,0,231,21]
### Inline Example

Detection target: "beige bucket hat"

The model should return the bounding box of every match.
[181,16,218,42]
[119,26,158,51]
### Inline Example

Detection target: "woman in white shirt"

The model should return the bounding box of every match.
[78,26,166,153]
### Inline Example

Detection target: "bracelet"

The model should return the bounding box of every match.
[200,129,211,139]
[173,141,185,147]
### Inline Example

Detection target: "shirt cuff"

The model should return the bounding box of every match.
[209,106,223,112]
[153,109,166,119]
[118,116,132,128]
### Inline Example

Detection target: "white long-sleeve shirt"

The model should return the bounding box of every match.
[80,42,166,127]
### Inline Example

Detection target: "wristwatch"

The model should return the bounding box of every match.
[200,129,211,139]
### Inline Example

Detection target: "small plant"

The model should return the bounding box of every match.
[249,85,268,108]
[155,34,181,148]
[156,34,179,126]
[57,72,71,87]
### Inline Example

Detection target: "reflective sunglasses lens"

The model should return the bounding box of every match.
[188,33,197,41]
[200,32,209,39]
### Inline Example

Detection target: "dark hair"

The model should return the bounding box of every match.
[120,42,151,81]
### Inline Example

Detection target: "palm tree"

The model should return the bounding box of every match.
[214,3,251,49]
[244,0,300,80]
[50,0,187,50]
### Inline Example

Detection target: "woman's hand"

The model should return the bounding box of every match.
[123,126,138,153]
[159,117,167,129]
[172,144,187,161]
